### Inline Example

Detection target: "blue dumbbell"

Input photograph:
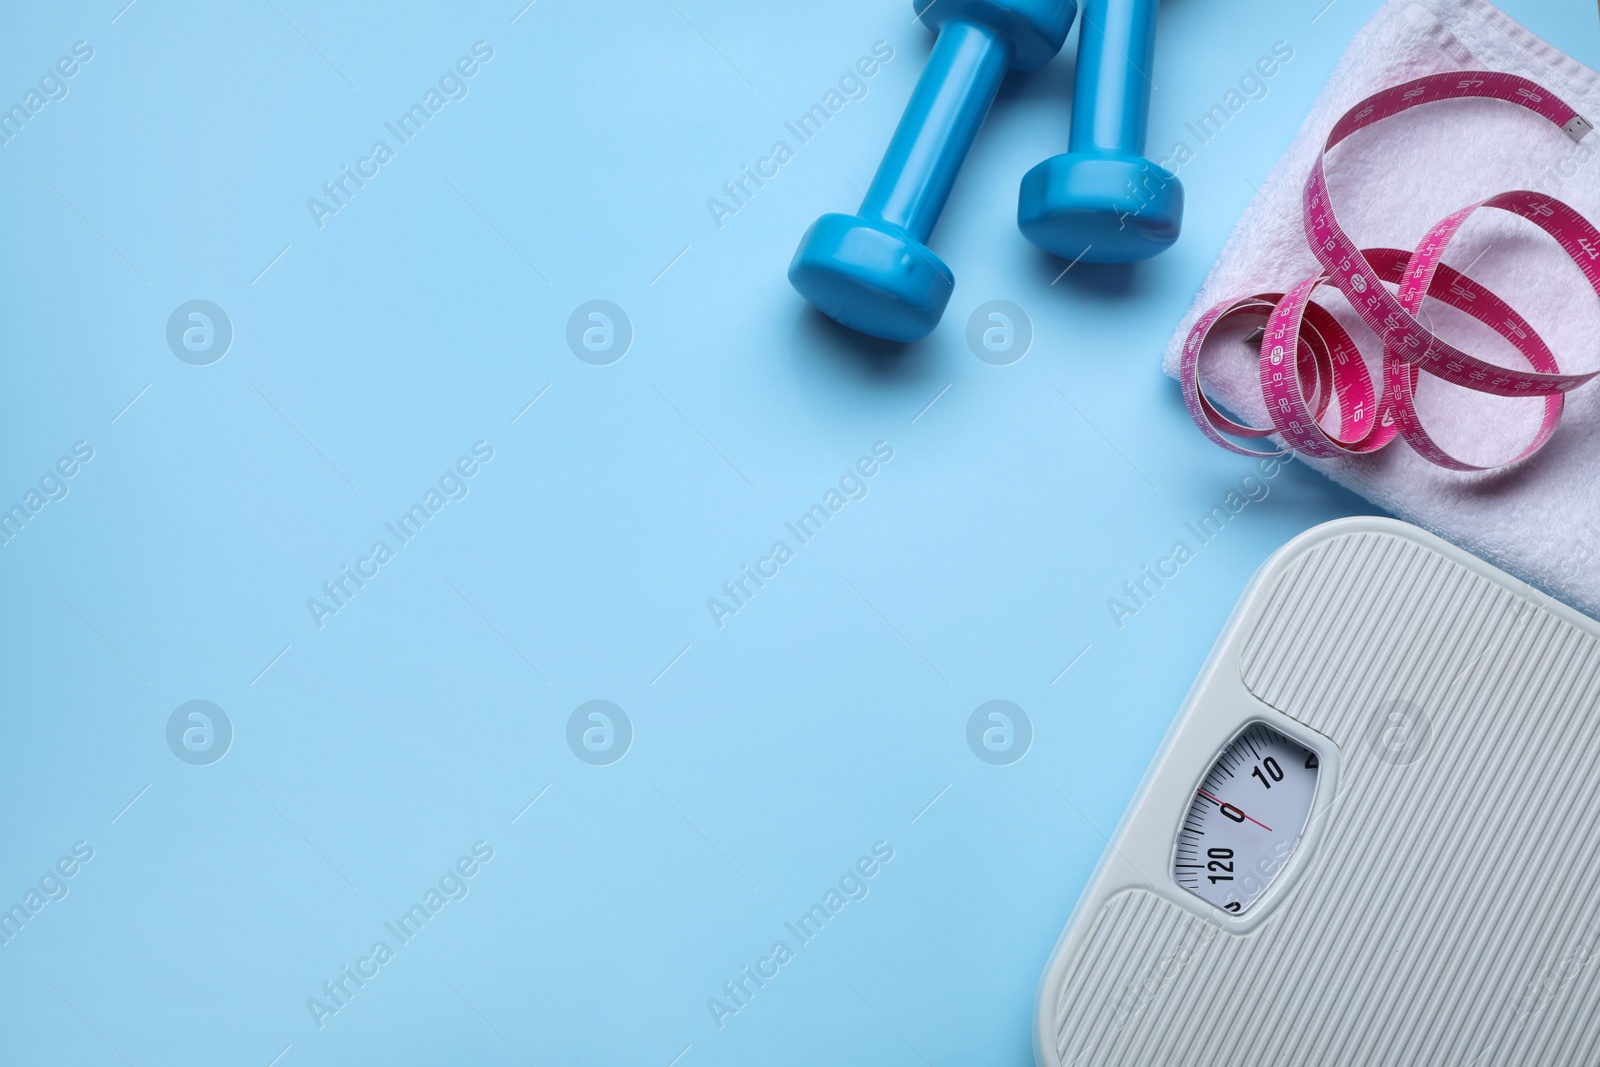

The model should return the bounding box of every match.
[1017,0,1181,262]
[789,0,1080,342]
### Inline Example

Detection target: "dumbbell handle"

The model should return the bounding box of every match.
[1068,0,1158,157]
[862,21,1013,243]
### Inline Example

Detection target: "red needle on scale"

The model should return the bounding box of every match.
[1197,788,1273,832]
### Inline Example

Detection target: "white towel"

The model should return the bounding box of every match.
[1163,0,1600,617]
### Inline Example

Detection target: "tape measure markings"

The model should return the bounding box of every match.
[1181,71,1598,471]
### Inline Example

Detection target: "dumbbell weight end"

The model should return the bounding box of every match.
[1017,0,1182,263]
[789,21,1014,342]
[1017,153,1182,262]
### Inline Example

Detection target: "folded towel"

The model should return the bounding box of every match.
[1163,0,1600,616]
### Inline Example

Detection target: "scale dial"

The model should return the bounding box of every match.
[1173,722,1320,915]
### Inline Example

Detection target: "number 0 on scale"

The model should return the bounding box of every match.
[1172,722,1320,915]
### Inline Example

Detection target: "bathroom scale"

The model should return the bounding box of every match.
[1035,516,1600,1066]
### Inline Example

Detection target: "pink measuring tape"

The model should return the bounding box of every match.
[1180,71,1600,471]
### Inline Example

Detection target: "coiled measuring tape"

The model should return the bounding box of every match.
[1180,71,1599,471]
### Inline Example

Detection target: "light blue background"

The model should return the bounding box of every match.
[1,1,1593,1064]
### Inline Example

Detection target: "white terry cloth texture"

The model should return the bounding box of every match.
[1162,0,1600,617]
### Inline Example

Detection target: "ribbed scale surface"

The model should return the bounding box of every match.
[1054,531,1600,1066]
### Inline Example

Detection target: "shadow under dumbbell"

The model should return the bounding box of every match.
[790,304,926,383]
[1030,246,1156,300]
[995,65,1048,105]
